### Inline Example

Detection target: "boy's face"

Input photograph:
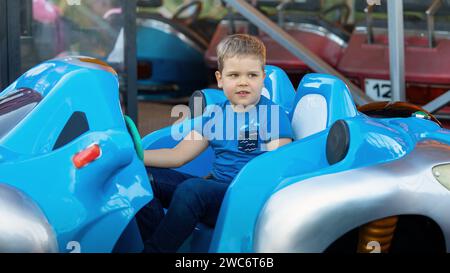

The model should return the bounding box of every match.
[215,55,265,108]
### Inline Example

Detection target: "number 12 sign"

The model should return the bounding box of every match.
[365,79,392,101]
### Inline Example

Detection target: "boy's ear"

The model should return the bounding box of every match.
[215,71,223,88]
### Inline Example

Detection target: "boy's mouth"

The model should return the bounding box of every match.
[235,91,251,97]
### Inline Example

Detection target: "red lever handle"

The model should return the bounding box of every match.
[73,144,101,169]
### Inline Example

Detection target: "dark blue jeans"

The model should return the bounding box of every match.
[135,167,230,253]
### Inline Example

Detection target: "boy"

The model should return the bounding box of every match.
[136,34,293,252]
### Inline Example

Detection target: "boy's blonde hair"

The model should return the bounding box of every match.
[216,34,266,72]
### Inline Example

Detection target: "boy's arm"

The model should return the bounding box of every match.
[265,138,292,151]
[144,130,209,168]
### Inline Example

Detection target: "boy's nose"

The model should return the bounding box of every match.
[238,78,249,86]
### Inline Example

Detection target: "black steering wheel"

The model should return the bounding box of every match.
[172,0,203,26]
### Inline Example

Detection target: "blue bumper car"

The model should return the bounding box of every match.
[144,66,450,253]
[0,56,152,253]
[2,57,450,253]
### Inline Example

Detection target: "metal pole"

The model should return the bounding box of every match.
[0,0,8,90]
[426,0,442,48]
[423,91,450,114]
[0,0,21,90]
[7,0,21,84]
[124,0,138,123]
[387,0,405,101]
[364,5,374,44]
[0,0,22,88]
[223,0,372,106]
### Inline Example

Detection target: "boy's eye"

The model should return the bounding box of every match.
[249,73,258,78]
[228,74,238,78]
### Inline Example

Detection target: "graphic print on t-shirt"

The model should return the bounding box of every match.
[238,127,258,153]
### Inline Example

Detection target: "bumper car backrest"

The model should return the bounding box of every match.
[262,65,296,114]
[189,89,224,118]
[137,13,208,51]
[189,65,295,117]
[290,73,357,140]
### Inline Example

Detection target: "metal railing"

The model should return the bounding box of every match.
[424,91,450,118]
[426,0,443,48]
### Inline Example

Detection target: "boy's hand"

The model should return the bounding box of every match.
[265,138,292,151]
[144,130,209,168]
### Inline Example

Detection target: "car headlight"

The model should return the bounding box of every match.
[433,164,450,190]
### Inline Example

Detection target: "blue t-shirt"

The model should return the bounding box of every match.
[193,96,293,182]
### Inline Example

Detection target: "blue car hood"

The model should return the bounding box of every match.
[0,146,17,163]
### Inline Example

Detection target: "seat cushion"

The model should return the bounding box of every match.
[290,73,358,140]
[291,94,328,140]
